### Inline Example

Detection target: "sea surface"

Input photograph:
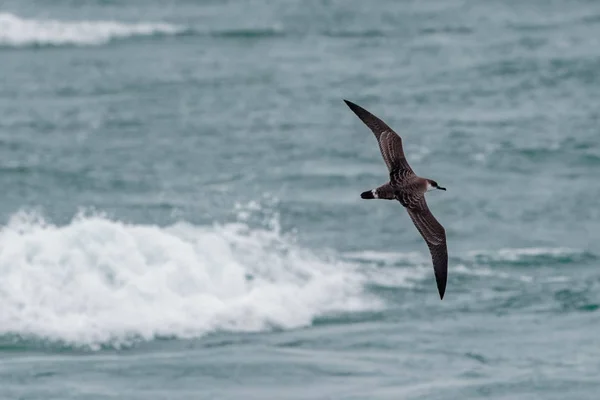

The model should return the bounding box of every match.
[1,1,600,399]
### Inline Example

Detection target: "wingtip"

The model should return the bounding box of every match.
[343,99,368,120]
[433,256,448,301]
[360,190,374,199]
[343,99,359,110]
[437,280,447,300]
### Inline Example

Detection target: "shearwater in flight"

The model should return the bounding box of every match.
[344,99,448,300]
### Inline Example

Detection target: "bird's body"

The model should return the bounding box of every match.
[343,99,448,299]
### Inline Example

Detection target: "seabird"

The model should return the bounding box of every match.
[344,99,448,300]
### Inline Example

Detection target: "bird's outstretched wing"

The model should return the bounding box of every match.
[344,99,415,184]
[404,196,448,299]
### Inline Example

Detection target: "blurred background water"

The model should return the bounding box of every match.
[1,1,600,399]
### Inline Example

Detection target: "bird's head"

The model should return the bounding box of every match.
[426,179,446,192]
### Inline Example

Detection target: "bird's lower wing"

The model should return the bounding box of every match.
[404,197,448,299]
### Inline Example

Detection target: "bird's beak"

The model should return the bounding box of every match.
[438,187,446,191]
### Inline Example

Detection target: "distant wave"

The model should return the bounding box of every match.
[419,26,473,35]
[0,12,482,48]
[346,246,593,288]
[324,29,388,38]
[0,209,381,350]
[209,27,285,39]
[0,12,186,47]
[348,246,593,268]
[466,247,596,266]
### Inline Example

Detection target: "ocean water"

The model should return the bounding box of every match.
[1,0,600,399]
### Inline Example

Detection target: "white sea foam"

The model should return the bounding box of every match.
[0,12,184,47]
[0,211,381,349]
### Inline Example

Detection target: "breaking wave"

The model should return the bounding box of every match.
[0,210,383,349]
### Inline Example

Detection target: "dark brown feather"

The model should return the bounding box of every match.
[405,197,448,299]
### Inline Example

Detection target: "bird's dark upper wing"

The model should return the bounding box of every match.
[404,196,448,299]
[344,100,414,183]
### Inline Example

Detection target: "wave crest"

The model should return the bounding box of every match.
[0,12,185,47]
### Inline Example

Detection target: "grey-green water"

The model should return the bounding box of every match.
[1,1,599,399]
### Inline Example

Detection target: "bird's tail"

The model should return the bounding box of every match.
[361,190,375,199]
[360,183,395,200]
